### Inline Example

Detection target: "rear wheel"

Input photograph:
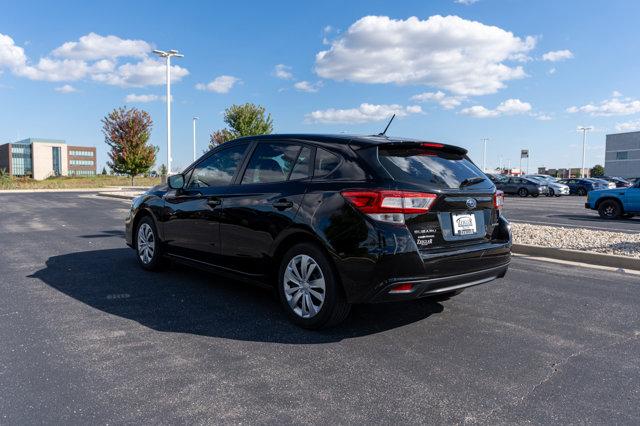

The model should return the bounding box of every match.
[135,216,163,270]
[518,188,529,197]
[278,243,351,329]
[598,200,622,219]
[577,187,587,196]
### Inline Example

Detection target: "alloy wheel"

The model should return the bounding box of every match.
[137,223,155,264]
[283,254,326,319]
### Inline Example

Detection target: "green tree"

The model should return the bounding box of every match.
[102,107,157,186]
[101,166,107,175]
[590,164,605,177]
[208,103,273,149]
[159,164,167,176]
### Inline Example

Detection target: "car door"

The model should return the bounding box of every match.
[504,177,519,194]
[162,142,250,265]
[626,182,640,212]
[218,141,313,276]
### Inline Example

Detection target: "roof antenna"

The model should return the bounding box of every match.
[378,114,395,136]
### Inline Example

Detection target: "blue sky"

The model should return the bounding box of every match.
[1,0,639,173]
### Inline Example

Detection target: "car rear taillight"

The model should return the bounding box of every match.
[389,283,415,294]
[493,190,504,210]
[341,190,437,224]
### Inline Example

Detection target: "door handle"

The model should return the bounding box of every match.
[207,198,222,207]
[272,199,293,209]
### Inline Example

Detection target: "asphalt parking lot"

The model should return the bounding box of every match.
[504,194,640,233]
[1,192,639,424]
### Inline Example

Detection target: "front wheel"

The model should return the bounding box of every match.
[598,200,622,219]
[547,188,555,197]
[135,216,163,270]
[278,243,351,329]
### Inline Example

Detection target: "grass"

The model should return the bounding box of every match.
[0,174,161,190]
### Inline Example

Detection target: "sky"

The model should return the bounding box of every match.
[1,0,640,173]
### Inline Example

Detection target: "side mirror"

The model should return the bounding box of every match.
[167,174,185,190]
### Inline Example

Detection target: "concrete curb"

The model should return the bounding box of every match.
[512,243,640,271]
[96,192,140,200]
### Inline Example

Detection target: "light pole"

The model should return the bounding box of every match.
[153,49,183,175]
[481,138,489,172]
[578,126,593,178]
[192,117,199,162]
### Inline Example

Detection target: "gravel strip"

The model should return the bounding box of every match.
[512,222,640,259]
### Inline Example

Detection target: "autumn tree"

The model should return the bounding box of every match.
[208,103,273,149]
[102,107,157,186]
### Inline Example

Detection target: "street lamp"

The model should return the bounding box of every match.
[578,126,593,178]
[481,138,489,172]
[192,117,199,162]
[153,49,183,175]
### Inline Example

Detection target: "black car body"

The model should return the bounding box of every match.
[125,134,511,328]
[601,176,632,188]
[495,176,549,197]
[557,178,607,195]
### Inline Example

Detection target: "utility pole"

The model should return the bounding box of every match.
[192,117,199,162]
[153,49,184,175]
[481,138,489,172]
[578,126,593,178]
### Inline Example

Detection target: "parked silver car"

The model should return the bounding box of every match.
[526,175,570,197]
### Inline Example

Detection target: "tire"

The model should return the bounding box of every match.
[598,200,622,219]
[518,188,529,197]
[531,193,539,198]
[135,216,163,270]
[547,188,555,197]
[277,243,351,329]
[577,187,587,196]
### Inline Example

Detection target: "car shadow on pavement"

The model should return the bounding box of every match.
[30,248,444,344]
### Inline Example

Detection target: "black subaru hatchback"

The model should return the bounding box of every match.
[125,134,511,328]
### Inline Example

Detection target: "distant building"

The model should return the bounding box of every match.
[0,138,96,180]
[605,131,640,178]
[537,167,590,178]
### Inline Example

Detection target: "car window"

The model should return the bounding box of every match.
[241,142,303,184]
[188,143,248,189]
[289,146,312,181]
[314,148,341,178]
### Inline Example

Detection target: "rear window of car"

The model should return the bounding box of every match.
[378,146,491,189]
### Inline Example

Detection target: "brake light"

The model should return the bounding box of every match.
[493,190,504,210]
[341,190,437,224]
[421,143,444,149]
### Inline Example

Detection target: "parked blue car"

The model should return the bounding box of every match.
[557,178,608,196]
[585,180,640,219]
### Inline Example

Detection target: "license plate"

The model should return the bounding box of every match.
[452,213,477,235]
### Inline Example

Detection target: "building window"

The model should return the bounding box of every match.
[69,169,95,176]
[616,151,628,160]
[69,150,94,157]
[70,159,95,166]
[11,144,32,176]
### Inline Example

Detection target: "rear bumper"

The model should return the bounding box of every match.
[369,262,509,302]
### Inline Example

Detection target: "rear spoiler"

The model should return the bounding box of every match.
[376,141,468,156]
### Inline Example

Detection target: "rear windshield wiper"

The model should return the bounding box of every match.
[459,176,486,188]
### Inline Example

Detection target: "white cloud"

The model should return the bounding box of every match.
[54,84,77,93]
[124,93,161,103]
[0,33,27,71]
[294,80,323,93]
[455,0,479,4]
[195,75,240,93]
[615,120,640,132]
[542,49,574,62]
[612,90,622,98]
[314,15,535,96]
[461,98,532,118]
[411,91,465,109]
[273,64,293,80]
[93,57,188,87]
[305,103,422,124]
[548,67,556,75]
[567,96,640,116]
[533,113,552,121]
[0,32,188,88]
[52,33,151,60]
